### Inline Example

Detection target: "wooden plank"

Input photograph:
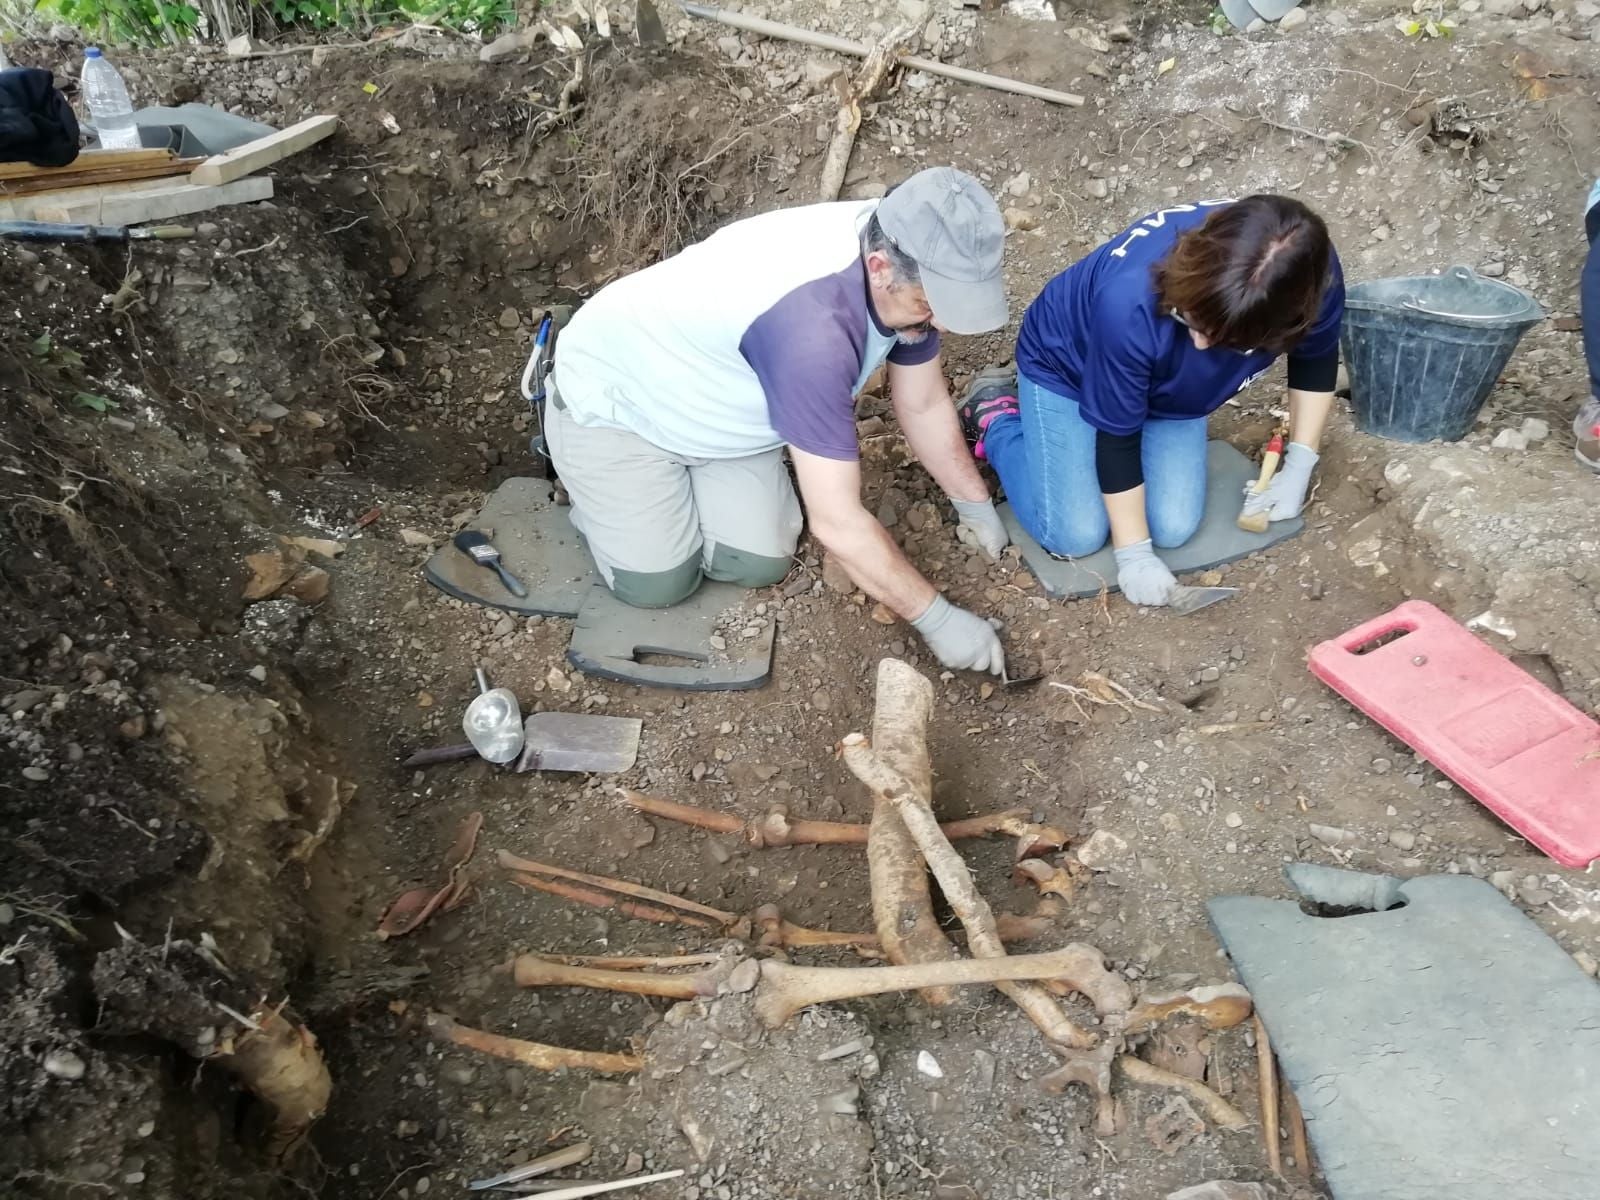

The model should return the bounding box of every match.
[35,175,275,226]
[0,176,184,222]
[0,148,176,182]
[0,159,202,198]
[189,115,339,187]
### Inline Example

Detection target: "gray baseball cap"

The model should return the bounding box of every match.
[875,167,1007,336]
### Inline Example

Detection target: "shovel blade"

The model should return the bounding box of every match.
[516,711,642,773]
[1169,585,1239,616]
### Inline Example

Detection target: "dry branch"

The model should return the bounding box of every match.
[819,25,918,201]
[426,1012,641,1074]
[523,952,722,971]
[1117,1055,1250,1131]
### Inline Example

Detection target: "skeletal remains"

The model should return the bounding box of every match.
[436,658,1256,1136]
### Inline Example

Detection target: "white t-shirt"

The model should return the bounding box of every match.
[551,200,941,461]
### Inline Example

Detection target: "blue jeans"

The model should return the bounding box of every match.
[984,370,1210,558]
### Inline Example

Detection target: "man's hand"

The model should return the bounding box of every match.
[1240,441,1318,523]
[1113,540,1177,607]
[951,497,1009,559]
[911,594,1005,675]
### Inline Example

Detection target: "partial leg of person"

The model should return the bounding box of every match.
[979,371,1110,558]
[1141,414,1211,548]
[544,402,704,608]
[1577,178,1600,472]
[688,446,804,587]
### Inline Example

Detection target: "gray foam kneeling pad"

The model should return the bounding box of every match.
[1208,865,1600,1200]
[998,441,1303,599]
[423,477,596,618]
[568,582,774,692]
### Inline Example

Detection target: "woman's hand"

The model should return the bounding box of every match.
[1240,441,1319,522]
[1113,540,1178,606]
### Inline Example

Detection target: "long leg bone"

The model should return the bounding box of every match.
[522,953,723,971]
[498,851,733,922]
[1117,1055,1250,1131]
[507,873,723,931]
[426,1012,642,1074]
[510,955,761,1000]
[618,790,1068,858]
[1254,1014,1283,1172]
[861,658,960,1005]
[752,944,1120,1029]
[842,665,1104,1049]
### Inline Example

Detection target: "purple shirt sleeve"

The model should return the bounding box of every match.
[740,272,867,461]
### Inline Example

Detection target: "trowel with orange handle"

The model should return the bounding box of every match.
[1237,432,1285,535]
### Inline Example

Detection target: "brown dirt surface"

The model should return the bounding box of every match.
[4,2,1600,1198]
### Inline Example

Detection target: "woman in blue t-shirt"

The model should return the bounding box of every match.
[959,195,1345,609]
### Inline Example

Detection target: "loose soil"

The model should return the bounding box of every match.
[4,2,1600,1198]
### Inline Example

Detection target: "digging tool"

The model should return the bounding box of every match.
[1237,432,1285,534]
[1168,585,1239,616]
[521,310,557,465]
[0,219,194,243]
[634,0,665,43]
[514,711,641,773]
[453,529,529,598]
[463,667,524,764]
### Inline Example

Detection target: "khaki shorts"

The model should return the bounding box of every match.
[545,400,803,608]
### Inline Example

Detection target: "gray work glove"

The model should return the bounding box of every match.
[911,593,1005,675]
[1113,539,1178,607]
[1240,441,1319,523]
[951,496,1010,559]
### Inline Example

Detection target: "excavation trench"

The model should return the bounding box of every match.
[6,23,1595,1200]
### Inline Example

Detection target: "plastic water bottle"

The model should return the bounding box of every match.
[81,47,140,150]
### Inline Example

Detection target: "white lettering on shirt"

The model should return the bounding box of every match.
[1110,199,1235,258]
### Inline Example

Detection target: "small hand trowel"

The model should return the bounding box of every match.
[453,529,528,598]
[1169,585,1239,616]
[514,711,642,773]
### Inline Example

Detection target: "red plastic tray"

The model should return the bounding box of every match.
[1309,600,1600,868]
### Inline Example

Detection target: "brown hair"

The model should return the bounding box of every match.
[1154,195,1332,355]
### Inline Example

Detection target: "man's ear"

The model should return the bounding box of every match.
[863,249,891,288]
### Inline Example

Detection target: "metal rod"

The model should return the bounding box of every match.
[474,666,491,694]
[678,4,1086,108]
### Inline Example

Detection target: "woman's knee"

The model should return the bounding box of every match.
[1038,510,1110,559]
[1148,502,1203,549]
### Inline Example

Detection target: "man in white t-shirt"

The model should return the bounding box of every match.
[548,167,1012,675]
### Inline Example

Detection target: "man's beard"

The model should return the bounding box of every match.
[895,323,933,345]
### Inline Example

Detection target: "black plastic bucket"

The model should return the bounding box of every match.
[1340,265,1544,443]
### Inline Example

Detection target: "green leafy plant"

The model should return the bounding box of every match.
[72,391,118,412]
[1208,5,1231,35]
[1395,9,1455,38]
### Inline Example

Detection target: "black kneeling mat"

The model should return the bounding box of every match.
[998,441,1304,599]
[568,582,774,692]
[423,477,595,618]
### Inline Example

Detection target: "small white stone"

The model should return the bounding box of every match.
[916,1050,944,1078]
[1224,812,1244,828]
